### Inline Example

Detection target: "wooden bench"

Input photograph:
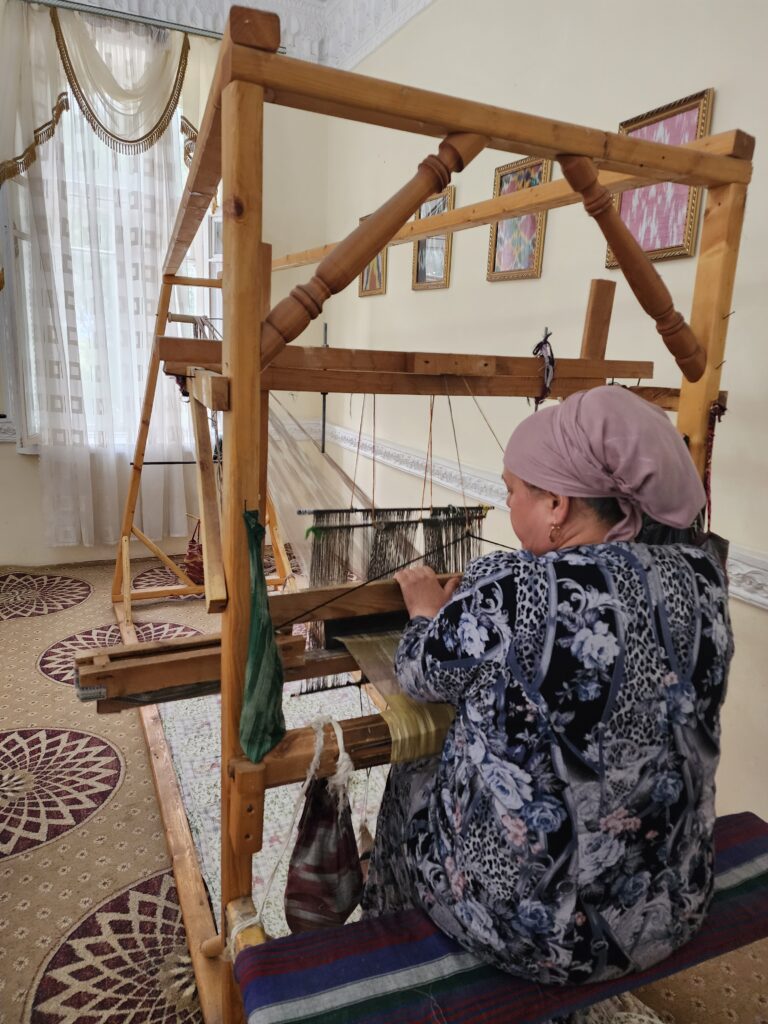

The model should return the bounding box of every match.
[234,812,768,1024]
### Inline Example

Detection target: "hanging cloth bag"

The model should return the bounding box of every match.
[284,718,363,932]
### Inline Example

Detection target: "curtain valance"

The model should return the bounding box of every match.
[0,0,215,186]
[50,6,189,154]
[0,0,66,186]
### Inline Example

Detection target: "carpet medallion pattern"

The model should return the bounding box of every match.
[26,870,202,1024]
[0,573,91,620]
[0,729,123,860]
[37,622,202,686]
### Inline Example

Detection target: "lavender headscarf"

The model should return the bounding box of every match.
[503,386,705,542]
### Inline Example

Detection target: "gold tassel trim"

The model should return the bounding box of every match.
[180,114,198,167]
[50,7,190,156]
[0,92,69,188]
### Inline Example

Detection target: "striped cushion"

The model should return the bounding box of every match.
[235,812,768,1024]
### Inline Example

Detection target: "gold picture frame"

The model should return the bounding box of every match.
[358,216,388,297]
[607,88,714,266]
[411,185,455,290]
[487,156,552,281]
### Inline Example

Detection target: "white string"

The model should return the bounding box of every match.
[443,380,469,523]
[225,912,264,961]
[240,715,350,950]
[462,377,504,453]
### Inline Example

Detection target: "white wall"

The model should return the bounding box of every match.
[314,0,767,555]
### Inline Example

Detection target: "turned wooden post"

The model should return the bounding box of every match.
[260,132,488,367]
[559,154,707,382]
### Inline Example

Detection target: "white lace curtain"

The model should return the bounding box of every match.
[0,0,217,546]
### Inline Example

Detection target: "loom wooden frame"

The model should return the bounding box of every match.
[106,8,752,1022]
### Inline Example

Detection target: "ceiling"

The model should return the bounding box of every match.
[61,0,435,68]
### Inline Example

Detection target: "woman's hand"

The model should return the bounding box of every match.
[394,565,461,620]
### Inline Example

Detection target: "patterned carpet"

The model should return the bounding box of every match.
[1,560,766,1024]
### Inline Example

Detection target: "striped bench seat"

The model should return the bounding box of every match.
[235,811,768,1024]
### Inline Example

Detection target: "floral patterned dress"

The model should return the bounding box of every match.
[362,542,733,984]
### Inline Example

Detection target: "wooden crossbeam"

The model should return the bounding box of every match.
[124,584,205,601]
[268,347,652,379]
[233,715,395,790]
[229,46,751,187]
[75,631,349,702]
[158,338,221,366]
[272,131,755,272]
[161,343,653,384]
[263,369,606,397]
[164,274,223,289]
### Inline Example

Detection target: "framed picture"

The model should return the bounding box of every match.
[358,217,387,297]
[412,185,455,290]
[487,156,552,281]
[607,88,713,266]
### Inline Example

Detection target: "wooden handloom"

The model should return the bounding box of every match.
[96,7,753,1023]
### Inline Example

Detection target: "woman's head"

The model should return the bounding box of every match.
[502,386,705,553]
[502,469,622,554]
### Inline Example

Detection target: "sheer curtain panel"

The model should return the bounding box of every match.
[2,3,193,546]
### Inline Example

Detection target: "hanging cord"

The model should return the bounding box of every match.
[234,715,352,957]
[704,401,726,532]
[420,396,436,510]
[443,380,469,528]
[462,378,505,453]
[532,327,555,410]
[350,395,367,510]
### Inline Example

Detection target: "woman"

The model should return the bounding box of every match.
[362,386,733,986]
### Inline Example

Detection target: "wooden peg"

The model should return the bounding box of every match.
[559,155,706,382]
[260,132,488,367]
[580,279,616,360]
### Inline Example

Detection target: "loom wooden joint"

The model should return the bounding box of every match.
[189,370,231,411]
[229,763,265,855]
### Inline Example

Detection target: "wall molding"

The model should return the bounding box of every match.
[303,417,768,611]
[727,548,768,611]
[302,417,508,509]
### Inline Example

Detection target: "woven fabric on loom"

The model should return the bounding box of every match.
[235,811,768,1024]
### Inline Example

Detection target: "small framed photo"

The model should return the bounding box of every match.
[607,88,713,266]
[358,217,387,297]
[412,185,455,290]
[487,157,552,281]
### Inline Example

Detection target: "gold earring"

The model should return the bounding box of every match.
[548,523,561,544]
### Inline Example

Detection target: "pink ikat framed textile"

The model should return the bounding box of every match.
[607,88,714,266]
[487,156,552,281]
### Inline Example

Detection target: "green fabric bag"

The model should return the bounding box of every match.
[239,510,286,762]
